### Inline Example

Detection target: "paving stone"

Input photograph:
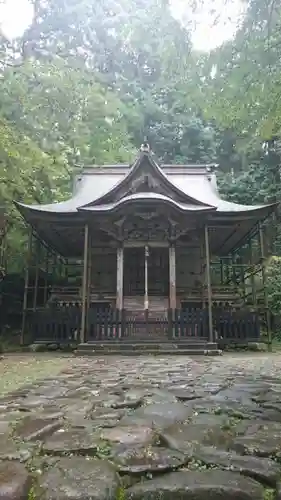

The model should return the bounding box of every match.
[90,409,125,422]
[0,461,32,500]
[193,446,280,487]
[15,416,62,441]
[133,401,192,425]
[101,424,154,446]
[0,420,13,434]
[112,445,187,473]
[37,456,119,500]
[231,421,281,457]
[0,436,32,461]
[159,414,243,452]
[261,401,281,413]
[111,396,143,410]
[125,470,264,499]
[30,385,68,399]
[1,354,281,497]
[189,398,270,421]
[42,428,101,455]
[167,388,206,401]
[141,388,178,405]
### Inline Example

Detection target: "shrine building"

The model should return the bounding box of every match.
[15,145,275,354]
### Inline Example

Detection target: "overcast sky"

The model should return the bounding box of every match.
[0,0,245,51]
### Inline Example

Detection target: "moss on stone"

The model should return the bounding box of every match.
[263,488,276,500]
[116,486,126,500]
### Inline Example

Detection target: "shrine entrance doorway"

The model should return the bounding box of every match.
[123,246,169,299]
[147,247,169,296]
[123,247,144,296]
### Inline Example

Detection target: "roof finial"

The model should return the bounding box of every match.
[140,139,150,153]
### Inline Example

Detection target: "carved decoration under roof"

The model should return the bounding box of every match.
[98,212,197,242]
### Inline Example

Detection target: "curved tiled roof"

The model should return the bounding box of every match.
[14,152,275,216]
[13,150,277,257]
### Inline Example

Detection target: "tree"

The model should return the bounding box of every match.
[0,56,134,269]
[9,0,219,163]
[203,0,281,141]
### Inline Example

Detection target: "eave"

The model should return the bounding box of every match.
[79,192,216,215]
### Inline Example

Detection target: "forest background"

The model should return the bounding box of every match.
[1,0,281,313]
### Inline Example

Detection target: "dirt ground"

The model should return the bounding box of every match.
[0,353,72,394]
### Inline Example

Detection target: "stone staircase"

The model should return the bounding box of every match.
[75,339,219,356]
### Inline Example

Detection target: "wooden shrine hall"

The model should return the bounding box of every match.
[15,145,276,353]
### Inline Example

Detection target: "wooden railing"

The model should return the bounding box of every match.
[86,307,122,341]
[172,309,208,338]
[28,305,81,344]
[123,312,169,338]
[27,306,261,344]
[213,309,260,343]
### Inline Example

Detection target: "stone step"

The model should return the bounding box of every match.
[81,342,209,351]
[85,338,210,344]
[76,341,219,356]
[75,347,221,356]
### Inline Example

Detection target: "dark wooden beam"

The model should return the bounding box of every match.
[205,225,213,343]
[80,224,89,344]
[21,228,32,345]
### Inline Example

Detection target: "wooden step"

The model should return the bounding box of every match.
[124,296,169,311]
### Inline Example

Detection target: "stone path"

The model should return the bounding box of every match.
[1,353,281,499]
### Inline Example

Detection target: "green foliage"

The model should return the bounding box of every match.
[1,0,281,284]
[266,257,281,315]
[0,58,133,270]
[203,0,281,141]
[263,488,275,500]
[116,486,125,500]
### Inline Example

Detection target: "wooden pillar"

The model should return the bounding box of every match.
[116,245,124,310]
[205,224,213,343]
[249,237,256,306]
[240,262,246,301]
[80,224,89,344]
[259,222,272,351]
[87,233,92,300]
[226,258,230,284]
[200,232,206,307]
[220,258,224,286]
[169,244,176,309]
[144,245,149,311]
[86,231,92,324]
[0,222,6,272]
[43,249,49,305]
[21,228,32,345]
[65,258,68,282]
[231,253,234,285]
[32,238,40,311]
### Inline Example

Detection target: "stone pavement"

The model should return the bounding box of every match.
[1,354,281,499]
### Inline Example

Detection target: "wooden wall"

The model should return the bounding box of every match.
[90,249,117,295]
[89,245,205,299]
[176,245,203,291]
